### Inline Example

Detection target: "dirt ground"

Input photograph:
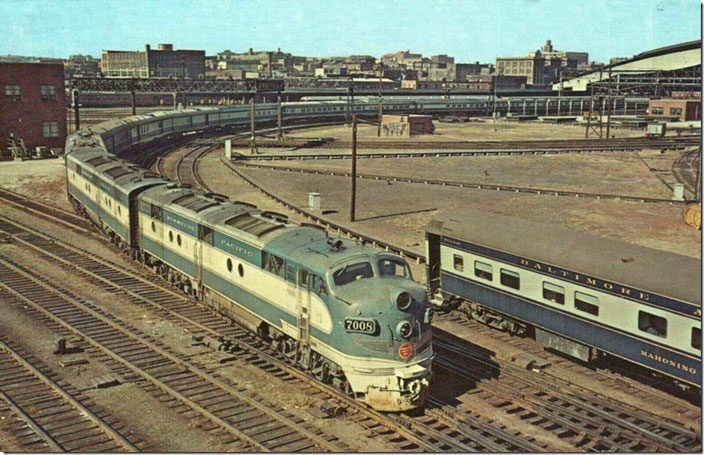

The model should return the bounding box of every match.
[244,149,687,200]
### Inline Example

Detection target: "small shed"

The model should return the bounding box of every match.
[381,114,435,136]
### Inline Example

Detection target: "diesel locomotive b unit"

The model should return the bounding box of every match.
[426,211,701,388]
[65,107,433,412]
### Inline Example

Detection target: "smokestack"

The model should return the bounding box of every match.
[145,44,151,52]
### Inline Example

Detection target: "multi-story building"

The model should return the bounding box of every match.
[496,53,547,85]
[455,62,494,81]
[0,62,67,151]
[102,44,205,78]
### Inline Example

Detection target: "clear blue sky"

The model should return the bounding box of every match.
[2,0,700,63]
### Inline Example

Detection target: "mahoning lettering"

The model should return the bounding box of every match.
[640,350,697,375]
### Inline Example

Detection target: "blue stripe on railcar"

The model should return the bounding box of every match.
[68,182,129,242]
[441,271,701,385]
[162,209,199,238]
[442,236,699,318]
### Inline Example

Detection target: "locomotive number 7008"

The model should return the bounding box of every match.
[345,318,377,334]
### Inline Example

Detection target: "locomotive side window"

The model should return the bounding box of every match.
[474,261,493,281]
[227,258,233,272]
[574,292,599,316]
[500,269,520,290]
[311,274,327,296]
[177,234,182,246]
[150,205,162,221]
[543,282,565,304]
[262,252,285,278]
[285,263,297,283]
[169,231,173,242]
[692,328,701,350]
[378,258,410,278]
[198,225,214,245]
[453,254,464,272]
[639,311,667,338]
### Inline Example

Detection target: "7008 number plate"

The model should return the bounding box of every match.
[344,318,378,335]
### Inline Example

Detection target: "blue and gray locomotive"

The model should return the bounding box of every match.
[65,120,432,412]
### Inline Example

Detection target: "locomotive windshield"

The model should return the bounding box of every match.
[378,258,411,279]
[333,262,374,286]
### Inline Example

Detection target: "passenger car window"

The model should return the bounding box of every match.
[543,282,565,304]
[333,262,374,286]
[692,328,701,350]
[474,261,493,281]
[378,258,410,278]
[574,292,599,316]
[500,269,520,290]
[638,311,667,338]
[453,254,464,272]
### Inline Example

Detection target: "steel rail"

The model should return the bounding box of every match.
[0,254,342,453]
[0,338,140,452]
[0,214,447,452]
[219,157,426,263]
[233,161,688,204]
[433,335,699,452]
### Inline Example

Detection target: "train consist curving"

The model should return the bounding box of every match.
[426,210,701,389]
[64,103,436,412]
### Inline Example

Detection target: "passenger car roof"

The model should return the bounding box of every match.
[428,210,701,306]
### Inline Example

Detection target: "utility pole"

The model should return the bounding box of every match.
[249,97,257,154]
[377,63,383,136]
[350,115,357,222]
[277,95,283,141]
[605,67,613,140]
[696,146,702,203]
[346,77,351,126]
[72,89,80,132]
[130,88,136,116]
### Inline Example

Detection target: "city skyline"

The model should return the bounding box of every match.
[2,0,700,63]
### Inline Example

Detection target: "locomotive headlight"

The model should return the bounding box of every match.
[397,321,413,339]
[396,291,412,311]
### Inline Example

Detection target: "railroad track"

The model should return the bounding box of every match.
[219,158,426,263]
[233,161,686,205]
[222,135,700,152]
[0,252,345,453]
[0,336,140,452]
[0,187,92,234]
[231,138,698,161]
[0,208,552,451]
[433,329,701,452]
[154,144,217,192]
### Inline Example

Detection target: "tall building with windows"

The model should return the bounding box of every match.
[102,44,205,78]
[0,62,67,151]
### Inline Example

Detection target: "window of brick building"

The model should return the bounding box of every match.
[40,85,56,101]
[42,122,59,138]
[5,85,21,100]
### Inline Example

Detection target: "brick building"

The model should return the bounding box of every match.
[0,62,67,151]
[648,99,702,122]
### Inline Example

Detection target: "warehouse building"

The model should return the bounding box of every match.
[648,98,702,122]
[0,62,67,152]
[102,44,205,78]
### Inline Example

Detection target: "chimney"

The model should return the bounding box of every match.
[145,44,151,52]
[158,43,173,51]
[248,48,253,55]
